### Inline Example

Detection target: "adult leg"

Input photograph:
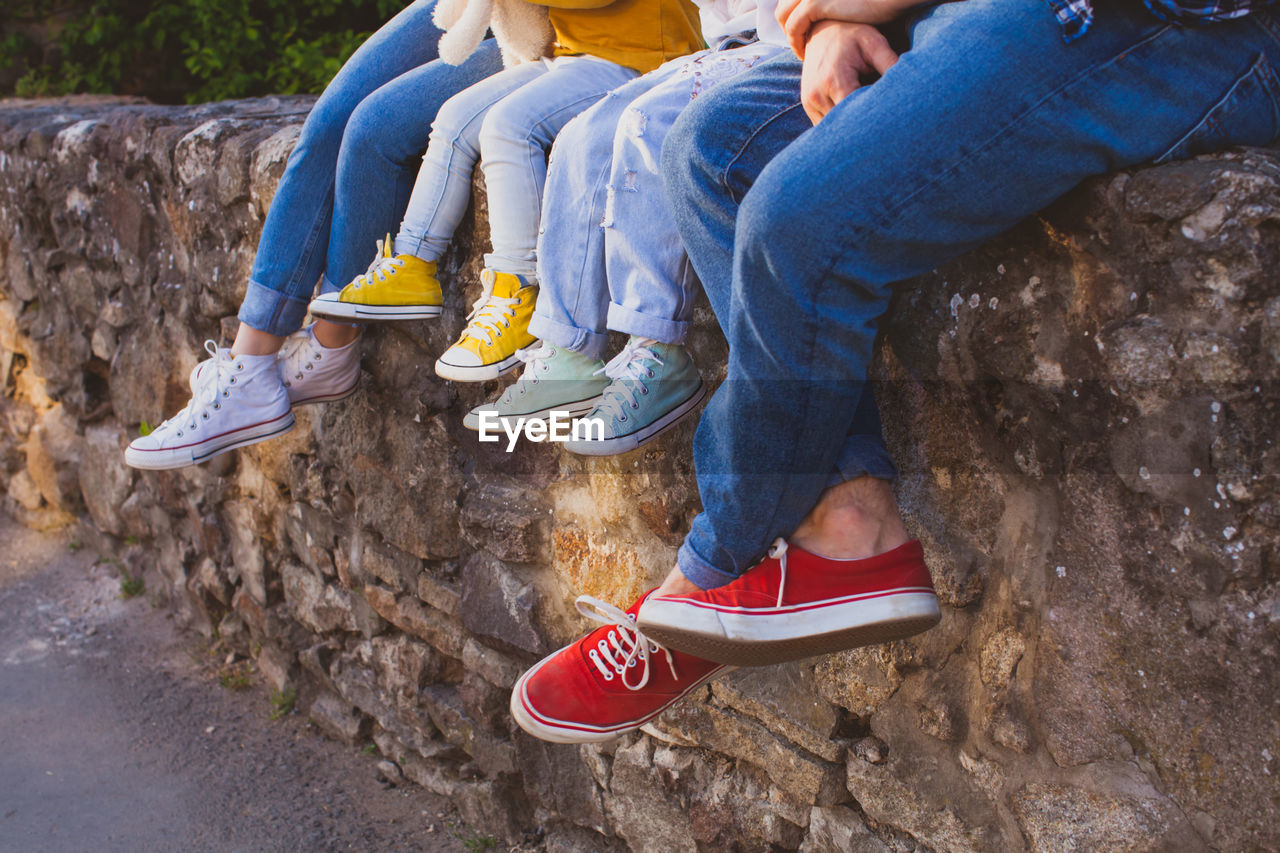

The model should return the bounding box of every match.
[664,0,1280,589]
[479,56,640,278]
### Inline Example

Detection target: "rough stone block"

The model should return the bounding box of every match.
[460,550,548,655]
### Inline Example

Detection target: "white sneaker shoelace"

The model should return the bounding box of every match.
[278,330,323,389]
[351,238,403,289]
[576,596,679,691]
[594,338,661,422]
[768,537,789,608]
[160,340,241,439]
[461,275,520,347]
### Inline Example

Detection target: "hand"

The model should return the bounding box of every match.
[776,0,915,57]
[800,21,899,125]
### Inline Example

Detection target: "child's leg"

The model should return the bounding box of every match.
[529,63,687,359]
[604,45,787,343]
[393,61,549,261]
[478,56,640,279]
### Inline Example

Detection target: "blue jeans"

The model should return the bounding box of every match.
[394,56,638,278]
[663,0,1280,589]
[531,42,785,357]
[238,0,503,337]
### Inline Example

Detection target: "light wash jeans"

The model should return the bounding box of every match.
[393,56,638,278]
[530,39,785,358]
[663,0,1280,589]
[239,0,503,337]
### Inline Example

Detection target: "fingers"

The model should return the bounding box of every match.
[860,30,900,75]
[781,0,819,59]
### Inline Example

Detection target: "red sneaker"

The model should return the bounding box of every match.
[510,592,730,743]
[636,539,941,666]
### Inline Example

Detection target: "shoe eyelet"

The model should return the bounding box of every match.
[640,387,649,395]
[620,414,627,422]
[296,373,303,380]
[305,364,313,371]
[649,643,659,653]
[314,353,322,360]
[630,402,638,409]
[602,670,614,681]
[615,665,626,675]
[222,390,229,397]
[647,369,654,378]
[214,403,221,409]
[282,381,291,387]
[627,658,637,668]
[236,363,244,371]
[229,377,236,385]
[202,412,210,419]
[176,430,183,437]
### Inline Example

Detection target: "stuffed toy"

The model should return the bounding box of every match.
[433,0,556,68]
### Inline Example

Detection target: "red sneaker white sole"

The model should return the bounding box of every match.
[637,590,940,666]
[509,650,729,744]
[636,540,941,666]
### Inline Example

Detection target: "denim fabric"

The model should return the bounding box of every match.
[663,0,1280,588]
[530,42,785,358]
[394,56,638,278]
[239,1,503,337]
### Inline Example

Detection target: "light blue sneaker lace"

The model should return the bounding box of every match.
[499,344,556,405]
[594,338,661,422]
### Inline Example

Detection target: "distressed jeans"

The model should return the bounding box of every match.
[531,40,785,357]
[663,0,1280,589]
[394,56,638,278]
[238,0,503,337]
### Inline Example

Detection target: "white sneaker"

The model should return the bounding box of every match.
[278,324,360,406]
[125,341,294,470]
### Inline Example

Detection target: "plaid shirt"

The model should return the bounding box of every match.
[1047,0,1272,41]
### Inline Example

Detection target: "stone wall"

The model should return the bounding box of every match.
[1,95,1277,852]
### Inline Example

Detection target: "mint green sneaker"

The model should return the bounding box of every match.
[563,337,707,456]
[463,343,607,432]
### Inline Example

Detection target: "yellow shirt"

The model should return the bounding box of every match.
[526,0,704,74]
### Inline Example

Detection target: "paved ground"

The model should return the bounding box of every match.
[0,514,479,853]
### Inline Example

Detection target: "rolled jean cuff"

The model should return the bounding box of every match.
[238,279,312,338]
[483,252,537,278]
[606,302,689,344]
[527,312,611,359]
[676,535,740,591]
[827,435,898,488]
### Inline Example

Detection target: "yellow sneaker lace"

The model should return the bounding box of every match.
[460,274,521,347]
[351,237,403,290]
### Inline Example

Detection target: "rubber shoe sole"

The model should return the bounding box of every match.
[563,381,707,457]
[509,652,731,744]
[435,351,523,382]
[124,410,296,470]
[637,592,941,667]
[289,377,360,407]
[309,300,442,322]
[462,394,604,431]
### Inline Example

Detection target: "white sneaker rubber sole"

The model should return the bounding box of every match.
[462,394,604,431]
[124,410,296,470]
[637,591,941,667]
[309,299,442,322]
[289,376,360,407]
[563,381,707,457]
[435,351,523,382]
[508,651,731,744]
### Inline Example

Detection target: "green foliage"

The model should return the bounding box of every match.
[269,687,296,720]
[218,660,254,690]
[361,742,378,755]
[119,574,145,599]
[2,0,403,103]
[138,420,153,436]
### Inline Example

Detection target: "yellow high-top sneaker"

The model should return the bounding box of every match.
[435,269,537,381]
[309,236,442,322]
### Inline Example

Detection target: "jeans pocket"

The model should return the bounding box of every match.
[1156,54,1280,163]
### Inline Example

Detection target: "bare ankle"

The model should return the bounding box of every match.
[314,319,359,349]
[230,324,285,357]
[790,477,909,560]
